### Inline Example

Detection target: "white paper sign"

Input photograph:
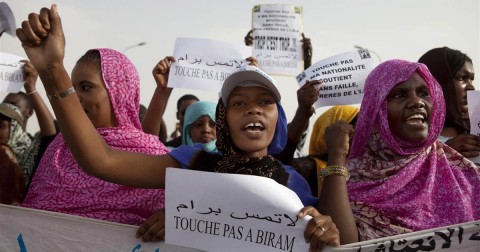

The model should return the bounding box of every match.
[0,204,201,252]
[252,4,303,76]
[467,90,480,164]
[168,37,252,92]
[0,52,25,93]
[297,49,376,108]
[165,168,311,252]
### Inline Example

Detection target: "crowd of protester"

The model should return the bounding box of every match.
[0,2,479,251]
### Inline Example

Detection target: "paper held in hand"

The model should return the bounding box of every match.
[297,49,376,108]
[165,168,311,252]
[0,52,25,94]
[167,37,252,92]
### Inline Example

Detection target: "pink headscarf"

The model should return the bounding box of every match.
[22,49,169,225]
[347,59,480,240]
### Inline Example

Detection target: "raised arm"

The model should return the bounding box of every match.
[277,80,321,164]
[22,60,57,136]
[141,57,174,136]
[16,5,178,188]
[317,120,358,244]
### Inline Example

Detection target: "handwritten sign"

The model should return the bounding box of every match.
[467,90,480,165]
[0,204,201,252]
[324,220,480,252]
[165,168,311,252]
[0,52,25,93]
[168,37,252,92]
[252,4,304,76]
[297,49,375,108]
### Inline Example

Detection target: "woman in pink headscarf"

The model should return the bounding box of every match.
[22,49,169,225]
[343,59,480,240]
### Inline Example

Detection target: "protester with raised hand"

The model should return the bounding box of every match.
[17,5,353,249]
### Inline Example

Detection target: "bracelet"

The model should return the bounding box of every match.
[320,165,350,181]
[47,87,75,101]
[26,90,38,96]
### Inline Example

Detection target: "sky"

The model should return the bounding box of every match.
[1,0,479,152]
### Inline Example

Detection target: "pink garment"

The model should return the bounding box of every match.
[22,49,169,225]
[346,59,480,240]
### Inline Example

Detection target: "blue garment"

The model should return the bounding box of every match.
[182,101,217,152]
[169,145,318,207]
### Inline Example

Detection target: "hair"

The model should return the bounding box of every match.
[445,47,473,75]
[177,94,199,110]
[76,50,102,70]
[0,143,26,204]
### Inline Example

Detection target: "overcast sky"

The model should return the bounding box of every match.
[1,0,479,151]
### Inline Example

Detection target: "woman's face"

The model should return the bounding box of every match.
[189,115,216,144]
[226,86,278,158]
[0,118,10,144]
[453,61,475,120]
[387,72,433,143]
[71,61,116,128]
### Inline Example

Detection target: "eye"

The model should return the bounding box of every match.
[391,91,405,99]
[81,84,92,91]
[418,89,430,98]
[231,100,245,107]
[259,98,275,105]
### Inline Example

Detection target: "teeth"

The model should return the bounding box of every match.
[408,114,424,120]
[244,122,264,129]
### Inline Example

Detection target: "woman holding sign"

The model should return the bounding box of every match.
[17,5,357,250]
[325,59,480,241]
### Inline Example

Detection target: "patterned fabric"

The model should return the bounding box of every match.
[182,101,217,152]
[22,48,169,225]
[418,47,469,133]
[18,131,41,185]
[1,103,31,160]
[309,105,359,196]
[346,59,480,240]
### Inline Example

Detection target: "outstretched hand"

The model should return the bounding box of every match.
[16,4,65,75]
[298,206,340,251]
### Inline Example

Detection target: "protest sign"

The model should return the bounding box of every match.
[0,204,201,252]
[165,168,310,252]
[324,220,480,252]
[467,90,480,164]
[296,49,375,108]
[251,4,303,76]
[167,37,252,92]
[1,196,479,252]
[0,52,25,93]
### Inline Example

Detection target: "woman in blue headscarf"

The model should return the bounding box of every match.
[182,101,217,152]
